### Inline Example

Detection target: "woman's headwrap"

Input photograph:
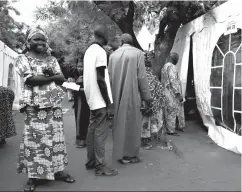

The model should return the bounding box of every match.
[22,25,52,54]
[26,25,48,42]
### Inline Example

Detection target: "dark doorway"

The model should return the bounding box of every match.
[184,35,202,123]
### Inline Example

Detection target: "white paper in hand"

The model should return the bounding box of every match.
[181,98,186,103]
[62,82,80,91]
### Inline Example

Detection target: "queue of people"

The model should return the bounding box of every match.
[10,24,185,192]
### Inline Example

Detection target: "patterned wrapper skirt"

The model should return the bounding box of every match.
[17,106,68,180]
[141,109,163,138]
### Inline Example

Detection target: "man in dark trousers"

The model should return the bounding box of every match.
[83,24,118,176]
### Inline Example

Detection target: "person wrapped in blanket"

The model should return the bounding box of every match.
[15,25,75,192]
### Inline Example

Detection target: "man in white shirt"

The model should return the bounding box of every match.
[83,24,118,176]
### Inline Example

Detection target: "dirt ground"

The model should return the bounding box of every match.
[0,99,241,191]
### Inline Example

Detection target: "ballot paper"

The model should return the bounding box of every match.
[62,82,80,91]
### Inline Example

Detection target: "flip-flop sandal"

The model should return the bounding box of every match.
[166,132,180,136]
[129,157,143,164]
[55,173,75,183]
[23,180,36,192]
[95,168,118,176]
[118,159,130,164]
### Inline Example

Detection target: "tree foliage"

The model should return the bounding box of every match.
[150,1,226,77]
[0,1,25,51]
[94,1,143,49]
[93,0,225,76]
[35,0,226,78]
[34,1,67,21]
[35,0,122,77]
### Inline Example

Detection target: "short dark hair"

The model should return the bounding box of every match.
[120,33,133,45]
[166,52,179,65]
[94,24,108,43]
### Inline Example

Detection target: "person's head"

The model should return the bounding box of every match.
[76,56,84,74]
[120,33,133,46]
[94,24,109,46]
[166,52,179,65]
[25,26,49,54]
[77,62,83,75]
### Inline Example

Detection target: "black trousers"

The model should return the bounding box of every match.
[74,91,90,141]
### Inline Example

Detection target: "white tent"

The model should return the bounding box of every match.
[171,0,242,154]
[0,41,21,110]
[136,25,157,51]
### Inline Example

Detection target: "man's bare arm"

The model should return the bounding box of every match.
[96,66,111,106]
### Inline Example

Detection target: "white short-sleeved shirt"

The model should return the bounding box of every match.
[83,44,113,110]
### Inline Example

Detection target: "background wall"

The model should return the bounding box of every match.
[0,41,21,110]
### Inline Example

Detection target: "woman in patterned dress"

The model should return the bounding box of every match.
[0,86,16,146]
[141,51,167,149]
[15,26,75,192]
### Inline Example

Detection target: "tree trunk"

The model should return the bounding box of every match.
[117,20,143,50]
[95,1,143,51]
[153,22,181,79]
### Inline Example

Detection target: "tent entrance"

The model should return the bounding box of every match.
[184,36,202,123]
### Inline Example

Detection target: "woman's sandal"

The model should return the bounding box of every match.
[54,172,75,183]
[23,179,36,192]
